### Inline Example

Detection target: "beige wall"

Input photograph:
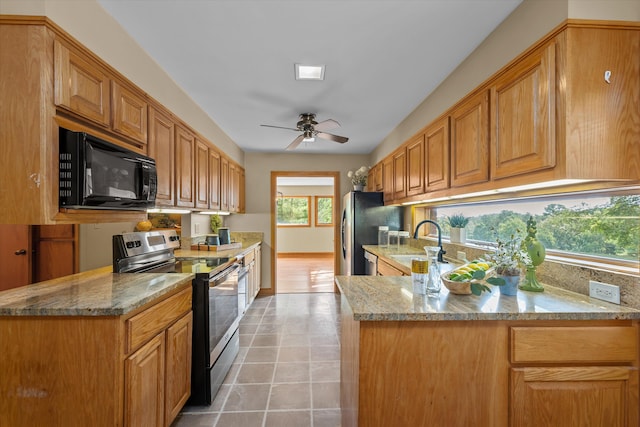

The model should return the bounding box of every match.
[372,0,639,163]
[78,222,137,271]
[277,185,334,253]
[0,0,243,164]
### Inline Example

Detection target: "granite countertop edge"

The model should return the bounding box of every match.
[335,275,640,322]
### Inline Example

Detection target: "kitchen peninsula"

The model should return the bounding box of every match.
[336,273,640,427]
[0,236,262,427]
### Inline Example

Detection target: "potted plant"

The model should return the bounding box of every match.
[486,230,532,296]
[447,214,469,244]
[347,166,369,191]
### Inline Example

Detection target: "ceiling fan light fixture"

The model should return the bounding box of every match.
[303,129,315,142]
[295,64,325,80]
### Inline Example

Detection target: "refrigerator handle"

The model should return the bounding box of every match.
[341,208,347,259]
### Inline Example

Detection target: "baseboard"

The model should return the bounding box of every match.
[277,252,333,258]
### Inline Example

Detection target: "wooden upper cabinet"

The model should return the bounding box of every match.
[424,116,450,192]
[382,157,394,203]
[220,157,230,212]
[229,163,241,213]
[208,149,221,211]
[561,27,640,180]
[54,39,110,127]
[148,106,175,207]
[175,125,195,208]
[450,89,490,188]
[491,41,556,180]
[373,164,383,191]
[406,135,425,197]
[392,149,407,200]
[111,81,148,146]
[195,138,209,210]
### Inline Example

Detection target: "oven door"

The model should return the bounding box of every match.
[208,263,241,364]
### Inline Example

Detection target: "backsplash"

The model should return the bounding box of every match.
[412,238,640,310]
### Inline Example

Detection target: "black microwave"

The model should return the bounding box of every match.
[59,128,157,210]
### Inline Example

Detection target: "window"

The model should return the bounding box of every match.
[276,196,310,226]
[427,190,639,268]
[315,196,333,226]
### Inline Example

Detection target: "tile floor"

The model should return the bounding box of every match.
[173,293,342,427]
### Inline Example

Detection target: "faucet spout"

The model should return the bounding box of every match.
[413,219,448,263]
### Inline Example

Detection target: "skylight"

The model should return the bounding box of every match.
[294,64,325,80]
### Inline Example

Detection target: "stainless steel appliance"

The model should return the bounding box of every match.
[60,127,157,210]
[112,230,242,406]
[364,251,378,276]
[341,191,403,275]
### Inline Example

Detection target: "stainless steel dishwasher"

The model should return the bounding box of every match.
[364,251,378,275]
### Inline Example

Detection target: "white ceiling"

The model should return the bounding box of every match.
[97,0,522,154]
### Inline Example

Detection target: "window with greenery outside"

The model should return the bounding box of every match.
[315,196,333,226]
[277,196,310,226]
[431,192,639,266]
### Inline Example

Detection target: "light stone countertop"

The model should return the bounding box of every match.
[0,267,194,317]
[335,275,640,321]
[174,239,261,260]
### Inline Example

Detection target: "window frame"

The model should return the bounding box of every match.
[276,195,311,227]
[315,196,334,227]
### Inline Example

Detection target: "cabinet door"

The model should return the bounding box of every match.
[382,157,394,203]
[220,157,229,212]
[33,225,77,283]
[406,135,425,197]
[111,81,148,146]
[425,117,450,192]
[491,41,555,179]
[208,149,221,210]
[450,90,489,187]
[374,164,383,191]
[125,333,165,427]
[229,163,240,213]
[148,107,175,206]
[175,125,195,208]
[511,366,638,427]
[195,139,209,209]
[54,39,110,127]
[165,313,193,427]
[392,149,406,200]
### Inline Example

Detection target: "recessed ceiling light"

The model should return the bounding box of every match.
[295,64,325,80]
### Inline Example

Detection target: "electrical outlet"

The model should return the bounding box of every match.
[457,251,467,261]
[589,280,620,304]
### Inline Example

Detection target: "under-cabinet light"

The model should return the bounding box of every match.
[147,208,192,214]
[198,211,231,216]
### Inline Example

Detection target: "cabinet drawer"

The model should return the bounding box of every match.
[511,326,638,364]
[126,287,192,353]
[244,250,255,264]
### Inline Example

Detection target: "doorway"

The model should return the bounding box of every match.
[270,171,340,294]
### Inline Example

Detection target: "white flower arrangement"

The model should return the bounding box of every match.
[347,166,369,186]
[488,231,532,276]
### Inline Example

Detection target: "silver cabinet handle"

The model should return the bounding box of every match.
[14,249,27,255]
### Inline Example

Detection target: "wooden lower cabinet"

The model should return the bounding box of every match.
[376,258,405,276]
[0,284,193,427]
[125,311,193,427]
[340,306,640,427]
[125,333,166,427]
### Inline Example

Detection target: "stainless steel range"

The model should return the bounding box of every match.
[112,229,242,405]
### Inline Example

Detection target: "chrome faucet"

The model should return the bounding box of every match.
[413,220,447,263]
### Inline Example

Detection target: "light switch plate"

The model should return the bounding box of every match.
[457,251,467,261]
[589,280,620,304]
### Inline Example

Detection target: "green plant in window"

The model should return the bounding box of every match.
[447,213,469,228]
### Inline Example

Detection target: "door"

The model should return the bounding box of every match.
[0,225,31,290]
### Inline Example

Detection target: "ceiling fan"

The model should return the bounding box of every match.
[260,113,349,151]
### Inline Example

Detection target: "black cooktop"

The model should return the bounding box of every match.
[175,257,233,275]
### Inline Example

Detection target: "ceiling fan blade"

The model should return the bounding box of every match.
[314,119,340,132]
[260,124,299,131]
[316,132,349,144]
[285,134,305,151]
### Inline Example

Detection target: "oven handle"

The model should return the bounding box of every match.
[210,263,240,285]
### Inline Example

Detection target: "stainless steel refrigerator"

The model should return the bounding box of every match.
[341,191,403,275]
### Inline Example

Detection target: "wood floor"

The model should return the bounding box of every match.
[276,253,335,293]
